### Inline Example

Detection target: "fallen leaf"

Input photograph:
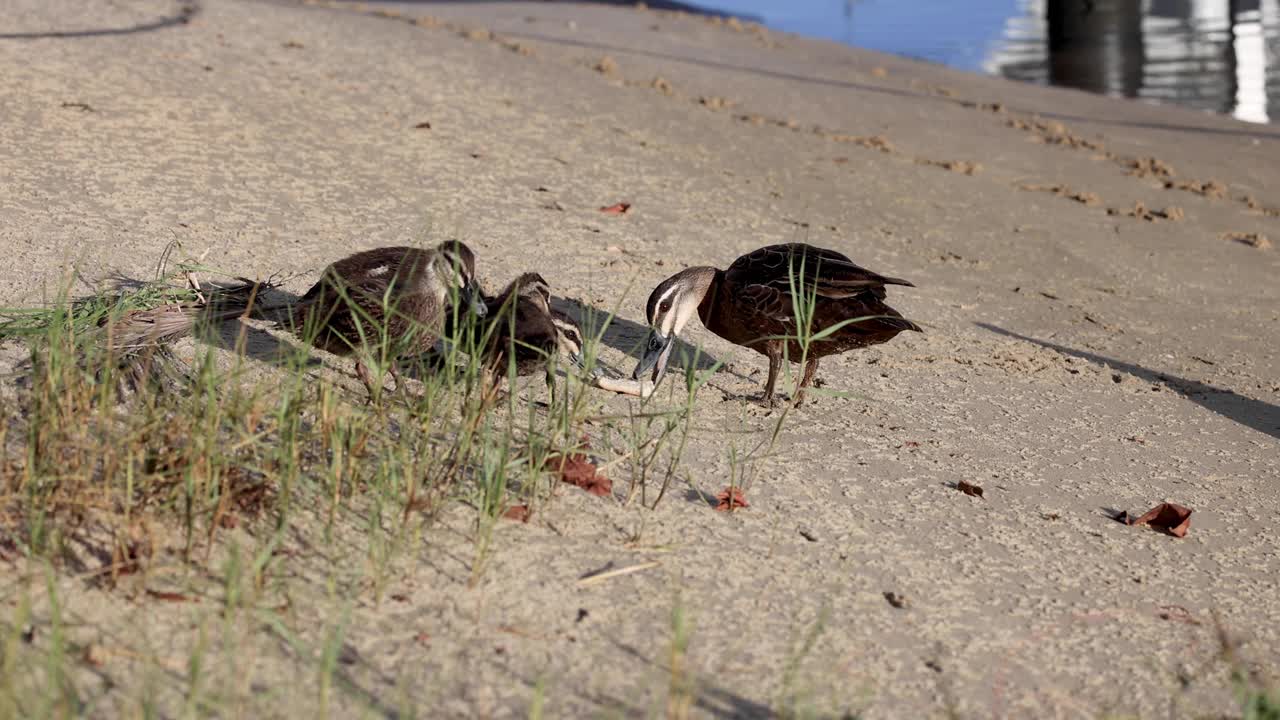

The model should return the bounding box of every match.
[956,480,984,498]
[599,202,631,215]
[546,453,611,497]
[1126,502,1192,537]
[1157,605,1201,625]
[594,55,618,74]
[82,644,107,667]
[390,593,409,603]
[1222,231,1271,249]
[883,591,907,609]
[146,589,199,603]
[503,504,532,522]
[413,121,432,129]
[414,632,431,645]
[714,486,748,512]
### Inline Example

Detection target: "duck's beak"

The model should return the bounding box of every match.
[632,329,674,385]
[569,352,607,379]
[462,280,487,318]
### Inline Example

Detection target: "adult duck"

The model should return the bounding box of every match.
[285,241,486,399]
[632,243,920,406]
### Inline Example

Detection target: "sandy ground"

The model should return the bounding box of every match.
[2,0,1279,717]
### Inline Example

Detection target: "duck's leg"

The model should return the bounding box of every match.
[793,357,820,406]
[545,365,557,406]
[760,343,782,408]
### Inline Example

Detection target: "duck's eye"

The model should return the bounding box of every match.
[659,301,671,314]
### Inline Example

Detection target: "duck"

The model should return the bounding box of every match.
[284,241,487,399]
[631,243,920,407]
[475,272,589,399]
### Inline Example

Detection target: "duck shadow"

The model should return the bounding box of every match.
[976,322,1280,441]
[550,296,743,380]
[98,272,319,370]
[193,281,322,369]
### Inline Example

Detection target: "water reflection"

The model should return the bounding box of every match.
[986,0,1280,123]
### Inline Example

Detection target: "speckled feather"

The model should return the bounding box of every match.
[286,246,466,357]
[702,243,920,360]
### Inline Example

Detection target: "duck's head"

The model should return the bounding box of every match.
[632,266,715,385]
[550,311,593,374]
[434,240,486,318]
[511,272,552,312]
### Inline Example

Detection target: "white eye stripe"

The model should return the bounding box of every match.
[440,252,465,272]
[651,284,680,325]
[655,285,679,309]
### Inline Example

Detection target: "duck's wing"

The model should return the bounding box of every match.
[726,244,913,302]
[736,282,795,324]
[326,248,433,304]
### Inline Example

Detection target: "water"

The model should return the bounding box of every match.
[697,0,1280,124]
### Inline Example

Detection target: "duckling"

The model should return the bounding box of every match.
[478,272,588,399]
[285,241,486,399]
[632,243,920,407]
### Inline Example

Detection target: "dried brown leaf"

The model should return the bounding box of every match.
[599,202,631,215]
[1127,502,1192,538]
[1157,605,1201,625]
[956,480,984,498]
[503,504,532,522]
[714,486,749,512]
[546,453,612,497]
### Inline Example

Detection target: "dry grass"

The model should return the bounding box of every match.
[0,247,720,713]
[1,250,1274,718]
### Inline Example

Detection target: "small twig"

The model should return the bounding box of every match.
[576,561,660,587]
[593,438,657,474]
[185,270,206,304]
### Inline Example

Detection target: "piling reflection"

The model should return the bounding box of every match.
[986,0,1279,123]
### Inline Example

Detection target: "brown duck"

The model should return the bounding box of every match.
[285,241,486,398]
[632,243,920,406]
[477,272,589,398]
